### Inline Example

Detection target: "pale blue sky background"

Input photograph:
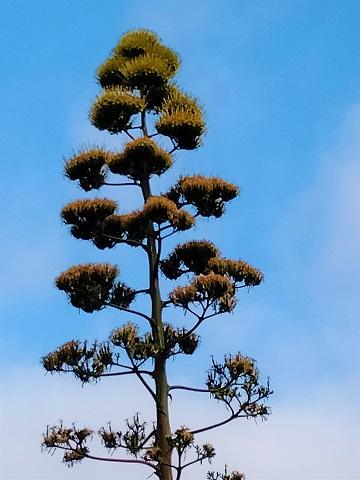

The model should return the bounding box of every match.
[1,1,360,479]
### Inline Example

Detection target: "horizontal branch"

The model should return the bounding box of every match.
[168,378,233,393]
[86,453,157,470]
[105,302,154,325]
[52,444,158,470]
[100,368,153,378]
[103,182,140,187]
[190,410,242,435]
[190,396,269,436]
[100,232,147,250]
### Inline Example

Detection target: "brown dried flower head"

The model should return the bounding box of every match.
[165,175,239,217]
[161,240,219,279]
[107,137,172,179]
[55,263,118,313]
[168,426,194,449]
[61,198,117,243]
[64,148,113,191]
[102,210,148,244]
[170,273,235,312]
[90,87,145,134]
[207,258,263,286]
[224,353,257,379]
[143,196,195,230]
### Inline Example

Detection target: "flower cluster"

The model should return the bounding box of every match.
[156,87,205,149]
[42,340,115,382]
[61,198,117,248]
[107,137,172,179]
[207,470,245,480]
[64,148,112,191]
[110,322,159,360]
[42,423,93,467]
[55,263,133,313]
[161,240,219,279]
[165,175,239,217]
[162,323,200,356]
[98,29,179,93]
[144,196,195,230]
[206,353,271,419]
[99,413,148,457]
[207,257,263,286]
[90,87,145,134]
[169,273,236,313]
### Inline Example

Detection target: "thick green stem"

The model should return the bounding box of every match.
[140,111,173,480]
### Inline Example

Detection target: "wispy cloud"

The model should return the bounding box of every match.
[1,367,359,479]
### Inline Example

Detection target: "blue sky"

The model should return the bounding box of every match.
[1,1,360,479]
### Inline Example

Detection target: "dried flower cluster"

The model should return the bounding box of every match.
[165,175,239,217]
[156,89,205,149]
[207,257,263,286]
[161,240,219,279]
[111,322,159,360]
[90,87,145,134]
[144,196,195,230]
[207,470,245,480]
[42,423,93,467]
[55,263,133,312]
[42,340,114,382]
[205,354,271,420]
[61,198,117,244]
[64,148,112,191]
[170,273,236,313]
[108,137,172,179]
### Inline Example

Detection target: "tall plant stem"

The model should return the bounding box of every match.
[139,110,173,480]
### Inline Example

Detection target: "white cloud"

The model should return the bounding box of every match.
[0,368,359,480]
